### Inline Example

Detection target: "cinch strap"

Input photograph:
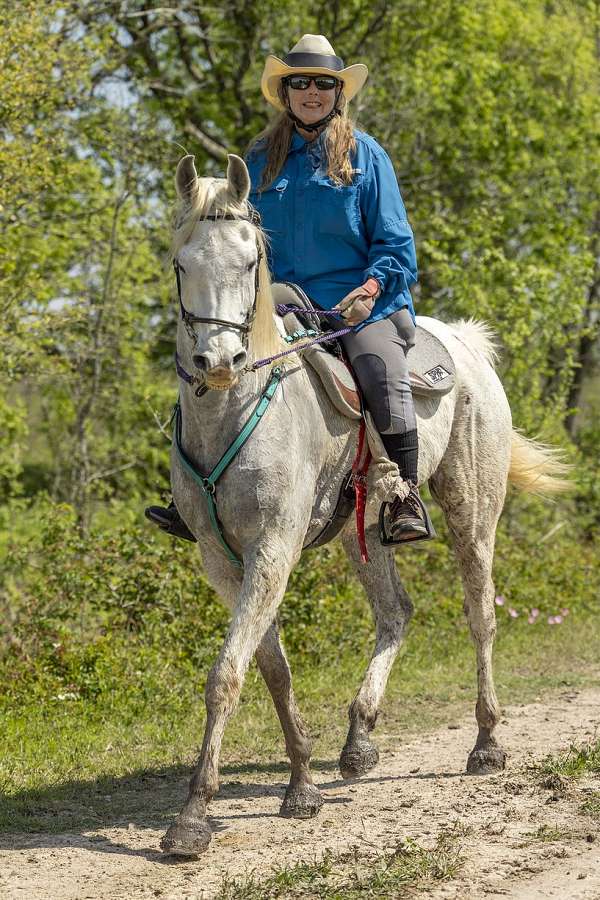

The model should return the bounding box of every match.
[173,367,282,566]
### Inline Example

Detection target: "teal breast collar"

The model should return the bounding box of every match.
[173,367,283,567]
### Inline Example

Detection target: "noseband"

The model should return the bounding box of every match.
[173,212,263,345]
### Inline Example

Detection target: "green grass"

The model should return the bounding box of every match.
[537,740,600,780]
[1,496,599,836]
[523,824,569,843]
[1,614,599,835]
[215,832,462,899]
[580,792,600,819]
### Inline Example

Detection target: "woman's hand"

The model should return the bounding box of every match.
[333,278,381,326]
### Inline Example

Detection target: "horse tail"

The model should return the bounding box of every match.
[449,318,500,367]
[509,430,572,496]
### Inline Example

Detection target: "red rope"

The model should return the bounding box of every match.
[352,420,372,564]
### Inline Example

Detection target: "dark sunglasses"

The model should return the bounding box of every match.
[284,75,340,91]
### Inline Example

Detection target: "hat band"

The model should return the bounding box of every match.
[283,52,345,71]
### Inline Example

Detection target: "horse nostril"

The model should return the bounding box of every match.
[232,351,247,368]
[192,354,208,371]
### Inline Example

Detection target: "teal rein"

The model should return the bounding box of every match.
[173,366,283,566]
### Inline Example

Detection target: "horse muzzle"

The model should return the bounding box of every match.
[203,365,240,391]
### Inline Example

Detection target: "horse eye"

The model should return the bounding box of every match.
[247,260,257,272]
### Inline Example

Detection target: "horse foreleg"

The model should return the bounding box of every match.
[255,624,323,818]
[193,552,321,819]
[160,543,294,856]
[339,523,413,779]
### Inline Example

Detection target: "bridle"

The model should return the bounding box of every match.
[173,211,263,395]
[174,212,262,343]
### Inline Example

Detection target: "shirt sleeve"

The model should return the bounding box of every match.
[360,144,418,296]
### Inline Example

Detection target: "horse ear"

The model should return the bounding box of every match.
[176,155,199,202]
[227,154,251,203]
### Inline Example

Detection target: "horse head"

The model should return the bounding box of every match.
[173,154,262,391]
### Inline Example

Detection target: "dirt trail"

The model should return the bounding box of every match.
[2,688,600,899]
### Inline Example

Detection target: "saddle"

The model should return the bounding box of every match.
[272,283,456,420]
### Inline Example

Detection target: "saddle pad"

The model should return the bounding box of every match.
[410,319,456,396]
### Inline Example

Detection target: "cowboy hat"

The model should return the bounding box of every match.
[261,34,368,111]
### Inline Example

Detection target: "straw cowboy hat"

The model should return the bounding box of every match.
[261,34,368,111]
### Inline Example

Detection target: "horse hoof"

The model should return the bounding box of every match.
[160,817,212,857]
[467,745,507,775]
[280,783,323,819]
[339,741,379,780]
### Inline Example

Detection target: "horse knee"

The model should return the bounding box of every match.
[205,658,241,716]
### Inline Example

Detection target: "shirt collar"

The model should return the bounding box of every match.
[290,130,309,152]
[290,127,327,149]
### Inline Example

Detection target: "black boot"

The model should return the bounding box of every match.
[380,430,434,544]
[388,483,429,540]
[144,501,197,543]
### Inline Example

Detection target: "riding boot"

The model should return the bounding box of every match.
[144,501,197,543]
[380,430,434,542]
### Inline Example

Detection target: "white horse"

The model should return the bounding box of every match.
[161,153,568,856]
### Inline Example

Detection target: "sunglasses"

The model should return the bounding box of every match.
[284,75,340,91]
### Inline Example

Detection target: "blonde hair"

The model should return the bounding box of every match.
[248,90,357,189]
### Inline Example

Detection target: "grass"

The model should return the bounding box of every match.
[535,739,600,830]
[537,740,600,780]
[580,792,600,819]
[1,497,599,836]
[524,824,569,843]
[1,614,599,836]
[215,832,462,899]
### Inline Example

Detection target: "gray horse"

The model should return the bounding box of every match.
[162,153,568,856]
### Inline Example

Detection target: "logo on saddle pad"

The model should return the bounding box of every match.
[424,365,451,385]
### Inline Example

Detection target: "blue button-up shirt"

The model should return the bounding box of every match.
[246,129,417,327]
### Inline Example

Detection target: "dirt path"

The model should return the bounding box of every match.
[2,688,600,899]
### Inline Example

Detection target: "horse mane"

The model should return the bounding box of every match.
[171,177,284,362]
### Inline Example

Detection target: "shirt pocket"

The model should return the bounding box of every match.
[312,174,362,238]
[251,178,288,239]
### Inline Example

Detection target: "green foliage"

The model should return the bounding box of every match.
[1,0,599,832]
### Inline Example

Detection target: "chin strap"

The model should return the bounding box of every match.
[286,106,341,132]
[283,84,343,133]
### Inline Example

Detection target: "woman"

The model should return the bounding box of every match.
[146,34,431,544]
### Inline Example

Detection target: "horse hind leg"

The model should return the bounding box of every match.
[339,523,413,779]
[430,473,507,775]
[255,624,323,818]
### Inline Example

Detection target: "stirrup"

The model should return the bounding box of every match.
[378,491,436,546]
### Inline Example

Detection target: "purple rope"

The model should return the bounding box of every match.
[251,304,353,370]
[275,304,343,318]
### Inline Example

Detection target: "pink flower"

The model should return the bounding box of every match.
[528,615,537,624]
[560,608,570,616]
[530,608,540,618]
[508,607,519,618]
[554,614,563,624]
[548,616,556,624]
[495,595,505,606]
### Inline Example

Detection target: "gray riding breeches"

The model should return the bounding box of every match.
[340,308,416,436]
